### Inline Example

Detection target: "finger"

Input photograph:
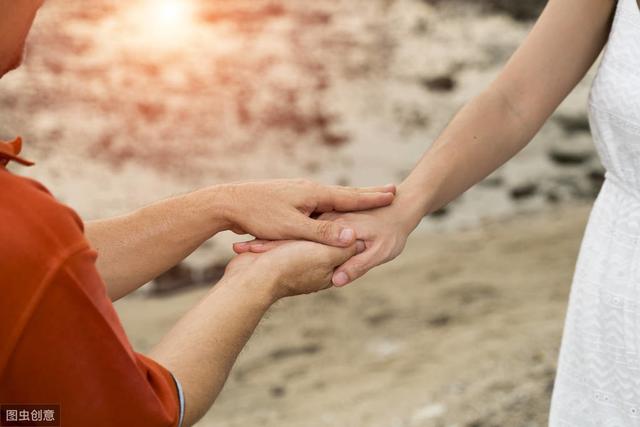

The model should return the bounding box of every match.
[233,239,270,254]
[239,235,362,254]
[331,248,377,287]
[294,216,356,247]
[350,184,397,195]
[246,241,282,253]
[316,211,340,221]
[330,184,396,194]
[240,240,287,254]
[315,188,395,213]
[233,243,250,254]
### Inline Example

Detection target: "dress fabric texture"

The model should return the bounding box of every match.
[549,0,640,425]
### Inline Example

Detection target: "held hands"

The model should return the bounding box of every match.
[222,180,418,295]
[320,206,412,286]
[221,179,396,248]
[233,202,418,288]
[224,240,366,301]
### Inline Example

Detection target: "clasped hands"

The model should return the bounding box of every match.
[216,179,416,303]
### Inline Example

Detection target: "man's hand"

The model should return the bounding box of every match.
[89,179,393,301]
[233,202,415,288]
[223,180,395,249]
[151,239,362,426]
[227,239,365,300]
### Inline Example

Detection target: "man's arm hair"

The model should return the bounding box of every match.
[86,187,230,301]
[148,269,276,426]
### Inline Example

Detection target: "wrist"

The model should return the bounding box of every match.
[194,184,237,233]
[216,266,281,309]
[394,183,432,234]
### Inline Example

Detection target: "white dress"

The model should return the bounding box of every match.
[549,0,640,425]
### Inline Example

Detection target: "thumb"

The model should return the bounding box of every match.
[331,248,376,287]
[296,216,356,247]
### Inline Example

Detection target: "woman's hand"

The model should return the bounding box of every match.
[221,179,396,248]
[233,200,418,288]
[319,206,413,286]
[226,239,365,300]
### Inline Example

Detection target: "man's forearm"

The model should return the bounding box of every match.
[149,270,277,427]
[395,85,543,231]
[86,186,233,301]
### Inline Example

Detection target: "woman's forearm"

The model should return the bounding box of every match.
[86,186,232,301]
[396,85,541,230]
[395,0,613,232]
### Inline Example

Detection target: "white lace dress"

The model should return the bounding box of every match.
[549,0,640,425]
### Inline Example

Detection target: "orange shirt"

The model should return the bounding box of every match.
[0,138,181,427]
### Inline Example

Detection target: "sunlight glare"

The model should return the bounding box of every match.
[126,0,197,49]
[152,0,192,29]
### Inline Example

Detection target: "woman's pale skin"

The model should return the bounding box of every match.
[238,0,619,287]
[1,1,397,425]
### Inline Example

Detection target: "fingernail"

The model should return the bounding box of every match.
[333,272,350,287]
[339,228,354,243]
[356,240,366,253]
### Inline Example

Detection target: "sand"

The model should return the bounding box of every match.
[116,203,591,427]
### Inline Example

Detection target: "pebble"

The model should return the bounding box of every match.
[152,263,195,295]
[420,75,457,92]
[510,182,538,200]
[411,403,447,423]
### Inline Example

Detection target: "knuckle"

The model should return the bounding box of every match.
[379,245,399,263]
[316,221,335,240]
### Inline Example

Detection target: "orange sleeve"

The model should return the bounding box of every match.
[1,248,181,427]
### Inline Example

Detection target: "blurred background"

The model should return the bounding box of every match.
[0,0,605,425]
